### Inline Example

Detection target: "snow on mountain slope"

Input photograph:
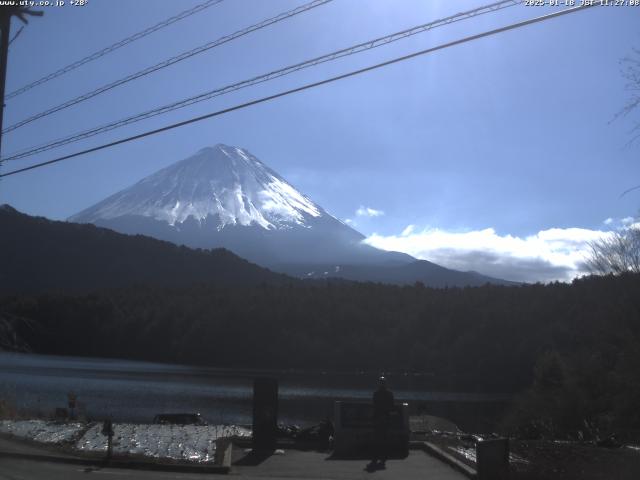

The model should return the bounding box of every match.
[71,144,323,230]
[69,144,511,286]
[70,144,400,266]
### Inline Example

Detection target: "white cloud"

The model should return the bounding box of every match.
[603,216,639,230]
[344,218,355,225]
[356,206,384,218]
[364,225,613,283]
[401,224,415,236]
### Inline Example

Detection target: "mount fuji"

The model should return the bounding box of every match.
[70,144,509,286]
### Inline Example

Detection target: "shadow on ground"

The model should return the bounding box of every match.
[233,449,275,466]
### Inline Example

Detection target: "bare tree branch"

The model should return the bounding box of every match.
[586,227,640,275]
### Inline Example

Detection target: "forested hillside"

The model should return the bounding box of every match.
[2,273,640,437]
[0,205,290,292]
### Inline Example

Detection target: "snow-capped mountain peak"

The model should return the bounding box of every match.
[70,144,323,230]
[67,144,509,287]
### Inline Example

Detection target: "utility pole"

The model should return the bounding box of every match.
[0,9,11,158]
[0,6,42,159]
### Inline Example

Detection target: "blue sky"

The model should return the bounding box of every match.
[1,0,639,282]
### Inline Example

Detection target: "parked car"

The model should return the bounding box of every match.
[152,413,207,426]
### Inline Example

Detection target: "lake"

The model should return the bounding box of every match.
[0,352,511,432]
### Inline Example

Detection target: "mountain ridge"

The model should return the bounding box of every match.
[0,204,292,293]
[69,144,513,287]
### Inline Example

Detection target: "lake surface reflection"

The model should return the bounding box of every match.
[0,352,511,432]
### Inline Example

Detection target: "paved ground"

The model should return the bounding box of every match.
[0,436,467,479]
[0,436,77,457]
[231,449,467,479]
[0,458,213,479]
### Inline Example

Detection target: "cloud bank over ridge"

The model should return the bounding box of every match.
[365,225,614,283]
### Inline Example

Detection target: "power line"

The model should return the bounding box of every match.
[2,0,522,161]
[620,184,640,198]
[0,3,597,180]
[4,0,224,100]
[0,6,43,159]
[2,0,334,135]
[2,0,519,157]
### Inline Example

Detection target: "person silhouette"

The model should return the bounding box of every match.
[371,376,394,468]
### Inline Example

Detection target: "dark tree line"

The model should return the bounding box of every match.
[2,273,640,438]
